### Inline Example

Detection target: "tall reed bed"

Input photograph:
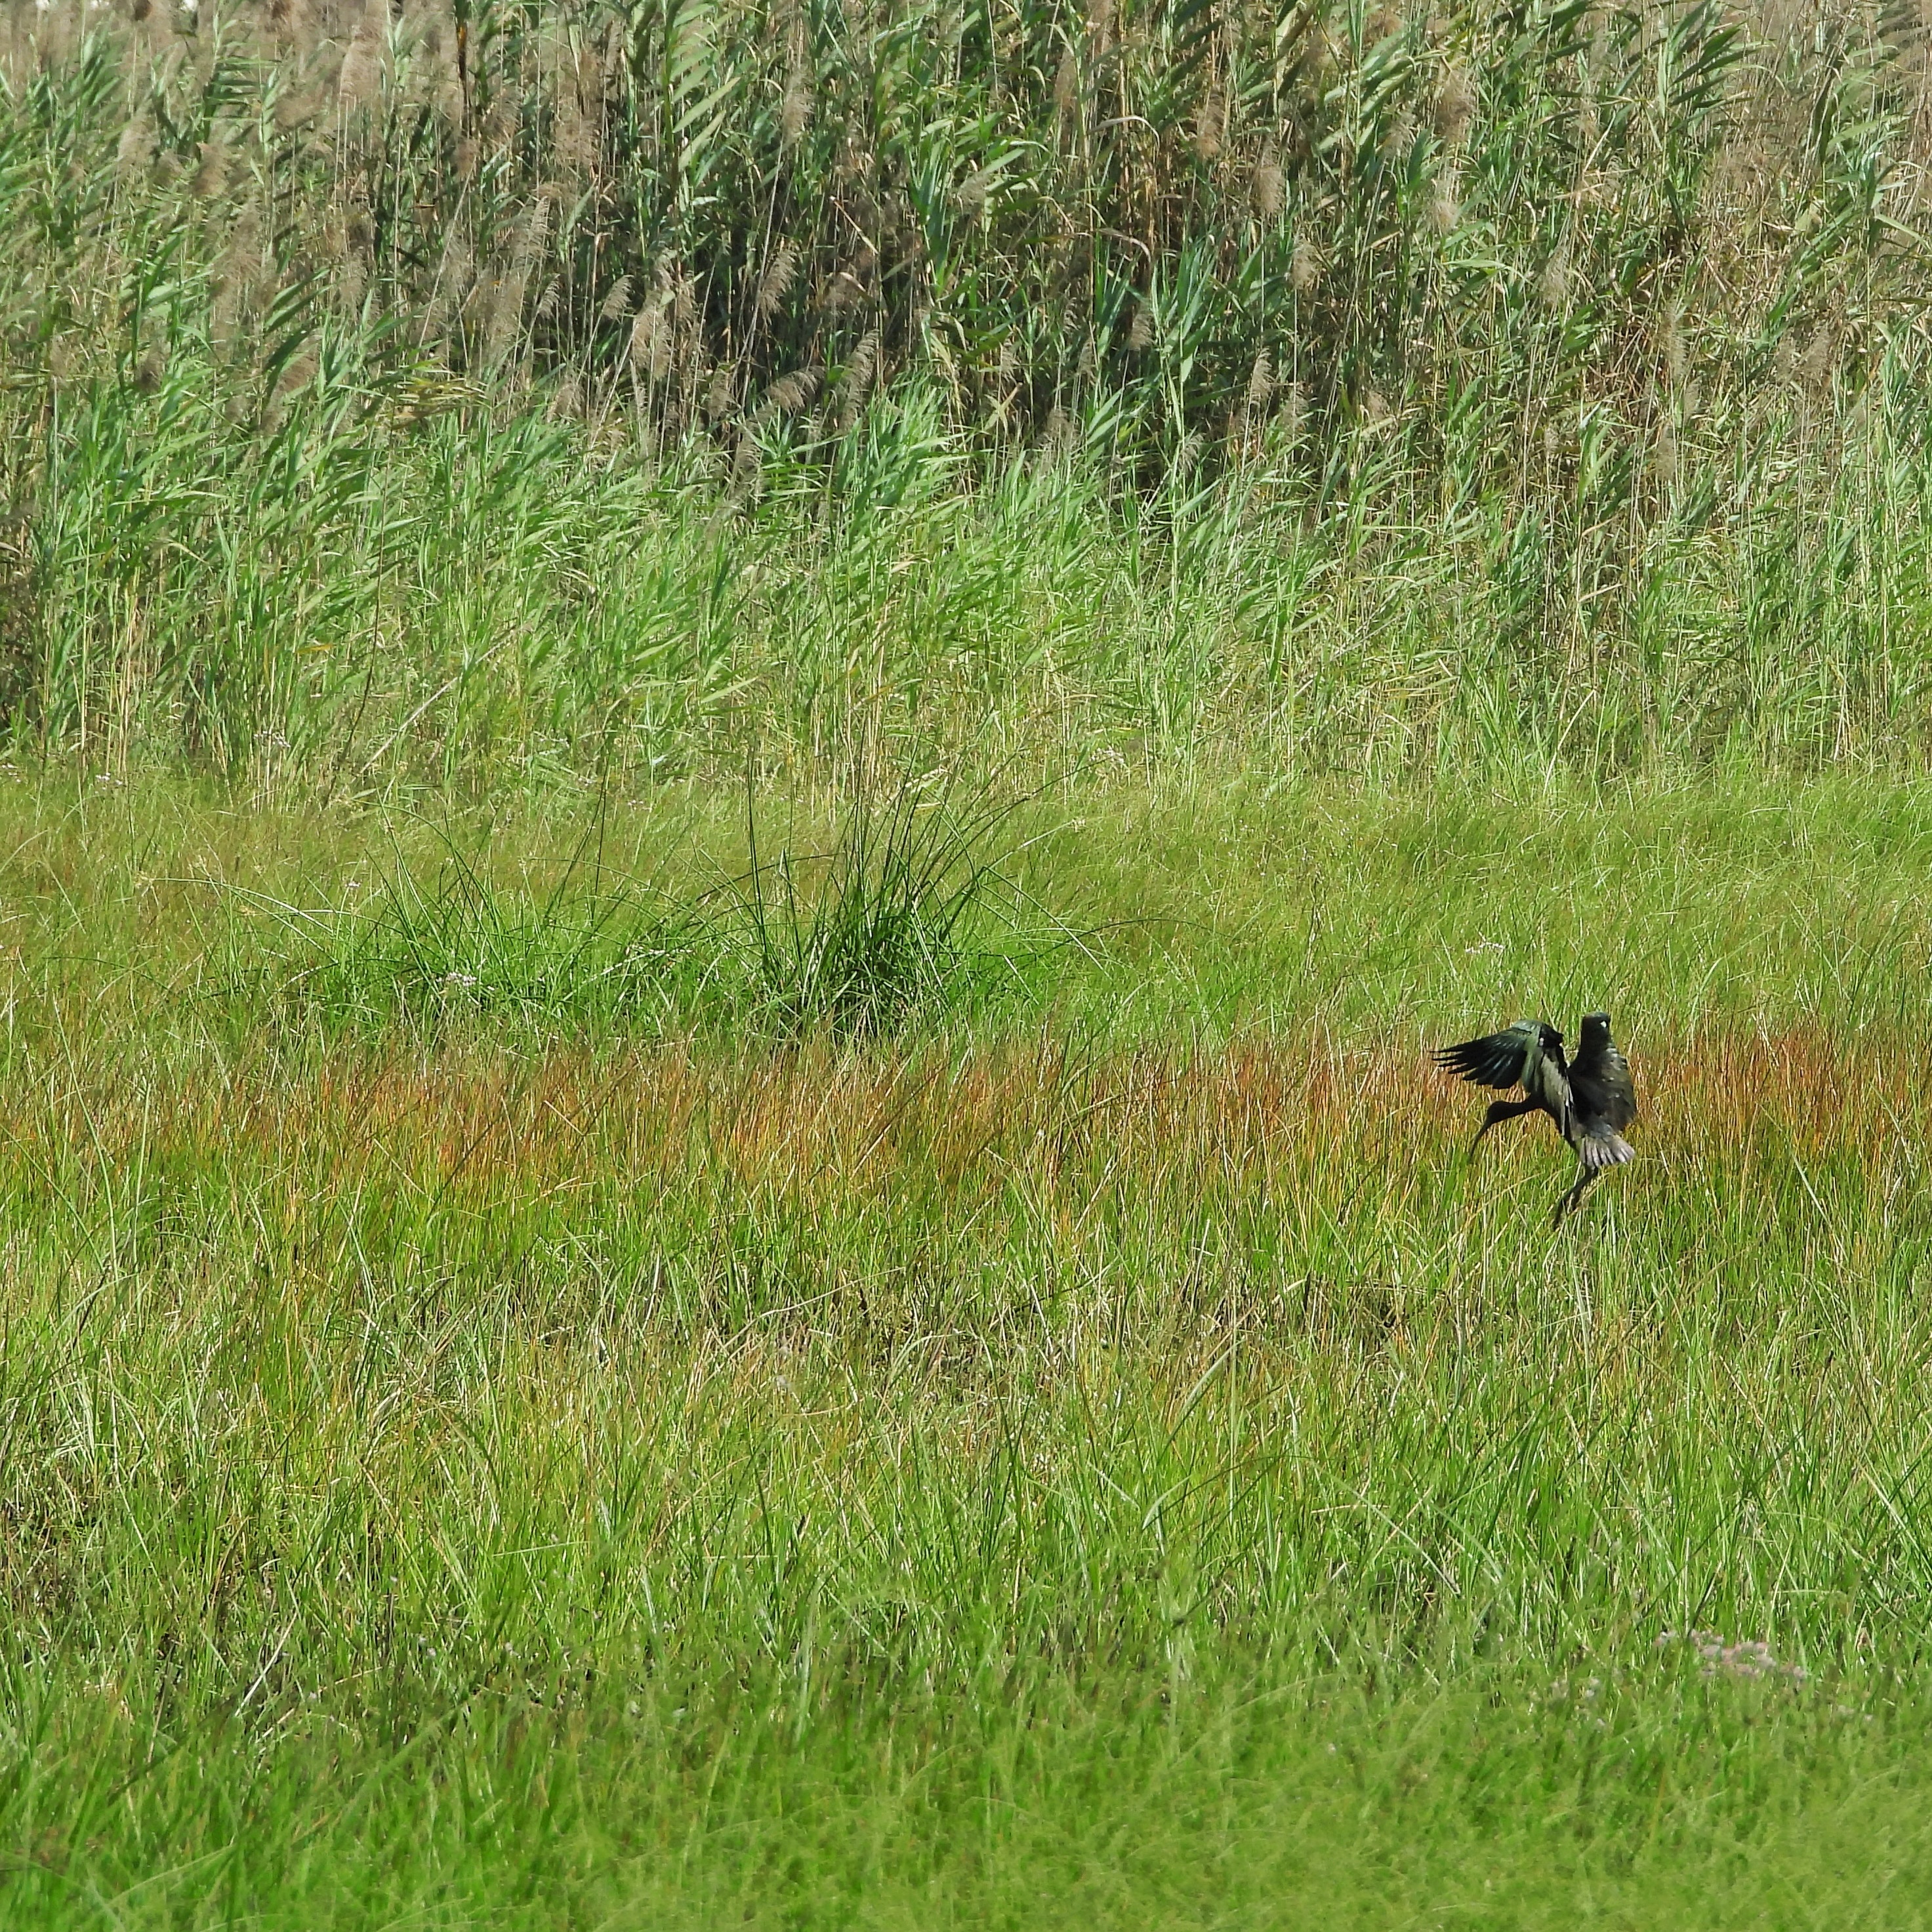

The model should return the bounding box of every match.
[5,2,1932,779]
[10,0,1922,471]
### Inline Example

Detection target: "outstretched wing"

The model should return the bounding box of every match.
[1435,1020,1571,1132]
[1433,1021,1545,1091]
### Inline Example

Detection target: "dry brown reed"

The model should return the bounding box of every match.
[7,0,1929,483]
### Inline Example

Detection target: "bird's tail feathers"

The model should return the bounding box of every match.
[1578,1130,1635,1174]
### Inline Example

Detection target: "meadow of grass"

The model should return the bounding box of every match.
[9,0,1932,1923]
[0,776,1923,1923]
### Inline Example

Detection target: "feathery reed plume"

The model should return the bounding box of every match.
[339,12,384,112]
[274,83,319,133]
[133,335,167,394]
[838,327,880,427]
[1538,245,1569,310]
[824,266,868,312]
[1800,325,1838,391]
[781,20,813,148]
[426,232,475,337]
[422,36,464,125]
[553,56,599,169]
[1277,379,1305,443]
[1246,349,1273,417]
[628,293,672,382]
[266,344,319,426]
[1653,413,1679,487]
[1661,294,1688,390]
[1382,108,1416,162]
[114,110,154,176]
[1042,398,1076,459]
[756,243,798,321]
[764,367,821,415]
[1053,43,1079,120]
[481,273,526,366]
[1194,81,1224,162]
[730,430,763,500]
[191,136,229,201]
[955,164,1001,215]
[1253,148,1285,219]
[1434,62,1477,145]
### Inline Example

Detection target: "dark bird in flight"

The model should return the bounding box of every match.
[1433,1012,1637,1223]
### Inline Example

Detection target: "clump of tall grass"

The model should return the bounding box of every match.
[5,0,1918,485]
[255,779,1042,1038]
[735,770,1038,1035]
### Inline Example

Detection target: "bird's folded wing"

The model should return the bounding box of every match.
[1432,1020,1542,1090]
[1571,1042,1637,1128]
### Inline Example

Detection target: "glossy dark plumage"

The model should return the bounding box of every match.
[1433,1012,1637,1223]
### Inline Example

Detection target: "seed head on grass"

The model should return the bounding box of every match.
[1252,150,1285,219]
[1656,1630,1806,1685]
[781,51,813,147]
[1434,64,1477,145]
[756,243,799,323]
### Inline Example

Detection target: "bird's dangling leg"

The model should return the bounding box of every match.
[1552,1164,1597,1227]
[1471,1097,1538,1157]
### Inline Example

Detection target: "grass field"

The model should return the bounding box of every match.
[0,777,1929,1925]
[12,0,1932,1921]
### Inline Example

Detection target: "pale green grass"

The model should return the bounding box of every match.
[0,768,1923,1044]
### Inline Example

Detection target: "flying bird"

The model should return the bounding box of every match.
[1433,1012,1637,1223]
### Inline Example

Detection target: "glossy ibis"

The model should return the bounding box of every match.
[1434,1012,1637,1223]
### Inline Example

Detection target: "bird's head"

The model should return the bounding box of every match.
[1580,1011,1613,1044]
